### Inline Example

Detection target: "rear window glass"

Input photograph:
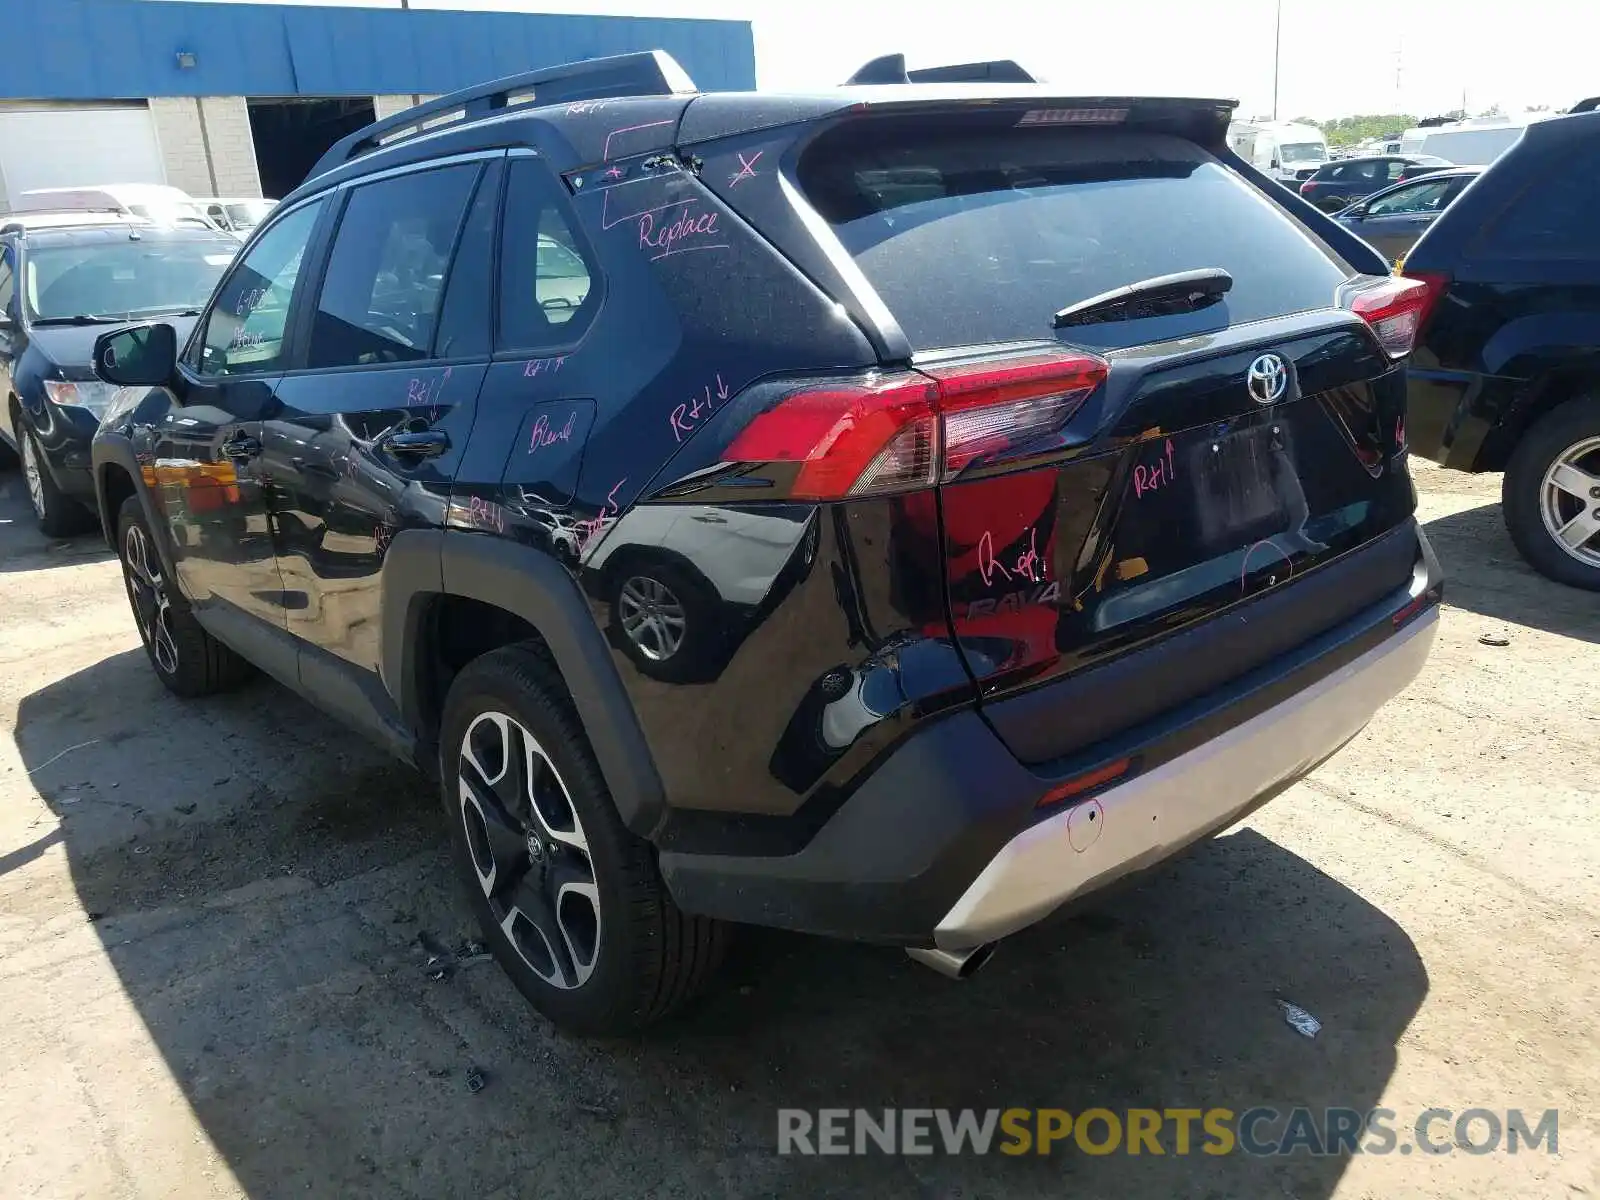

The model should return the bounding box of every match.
[800,127,1352,352]
[1479,143,1600,260]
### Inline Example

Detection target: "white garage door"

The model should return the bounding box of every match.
[0,104,165,212]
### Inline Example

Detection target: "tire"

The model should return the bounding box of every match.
[439,644,729,1034]
[606,557,727,684]
[1502,395,1600,591]
[115,496,255,695]
[21,428,92,537]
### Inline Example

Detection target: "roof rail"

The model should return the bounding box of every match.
[1571,96,1600,113]
[307,50,698,181]
[843,53,1036,86]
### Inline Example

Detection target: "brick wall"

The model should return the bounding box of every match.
[149,95,262,198]
[147,97,210,195]
[373,95,419,122]
[197,96,262,197]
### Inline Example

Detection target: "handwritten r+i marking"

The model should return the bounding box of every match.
[978,527,1047,588]
[1133,438,1178,499]
[523,356,566,379]
[407,366,453,407]
[669,374,731,443]
[728,150,763,188]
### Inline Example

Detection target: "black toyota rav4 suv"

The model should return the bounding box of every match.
[90,51,1442,1034]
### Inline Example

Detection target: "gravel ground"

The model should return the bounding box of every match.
[0,459,1595,1199]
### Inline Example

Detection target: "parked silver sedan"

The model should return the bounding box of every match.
[1334,167,1483,265]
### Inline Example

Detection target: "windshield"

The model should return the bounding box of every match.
[128,201,216,231]
[1281,142,1327,162]
[25,240,233,321]
[224,200,275,228]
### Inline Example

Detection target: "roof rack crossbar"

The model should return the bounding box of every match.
[308,49,697,180]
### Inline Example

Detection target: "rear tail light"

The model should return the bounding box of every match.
[1299,181,1313,195]
[723,351,1108,500]
[1346,275,1435,358]
[1399,270,1451,335]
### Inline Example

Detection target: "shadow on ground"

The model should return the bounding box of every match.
[0,470,112,573]
[1422,501,1599,643]
[14,645,1428,1198]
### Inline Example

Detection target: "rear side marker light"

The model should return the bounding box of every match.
[1346,275,1435,358]
[1038,758,1131,808]
[724,351,1109,501]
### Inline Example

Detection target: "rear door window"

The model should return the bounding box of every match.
[800,125,1352,352]
[307,164,480,369]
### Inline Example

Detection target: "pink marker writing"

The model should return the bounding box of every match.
[529,410,576,454]
[523,356,566,379]
[1133,438,1178,499]
[465,495,505,534]
[728,150,763,188]
[637,208,724,261]
[668,374,730,442]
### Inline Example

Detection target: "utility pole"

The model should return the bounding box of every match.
[1271,0,1283,121]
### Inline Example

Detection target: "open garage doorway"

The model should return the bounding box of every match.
[248,97,376,197]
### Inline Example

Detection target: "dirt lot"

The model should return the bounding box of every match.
[0,460,1595,1199]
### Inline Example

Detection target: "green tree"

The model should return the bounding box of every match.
[1307,114,1421,147]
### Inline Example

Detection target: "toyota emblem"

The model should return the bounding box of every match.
[1247,353,1289,405]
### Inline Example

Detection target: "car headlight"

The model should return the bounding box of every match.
[42,379,120,416]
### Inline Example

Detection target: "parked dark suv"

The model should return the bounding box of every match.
[89,50,1442,1034]
[1401,102,1600,589]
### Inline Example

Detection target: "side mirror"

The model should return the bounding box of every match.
[94,322,178,387]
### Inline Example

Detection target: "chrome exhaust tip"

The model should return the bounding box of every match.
[905,943,995,980]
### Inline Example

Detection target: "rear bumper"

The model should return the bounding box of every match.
[1405,368,1522,471]
[660,523,1443,944]
[934,603,1435,949]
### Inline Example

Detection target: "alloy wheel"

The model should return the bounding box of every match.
[457,711,601,990]
[21,434,45,520]
[123,523,180,674]
[1538,435,1600,568]
[617,575,687,662]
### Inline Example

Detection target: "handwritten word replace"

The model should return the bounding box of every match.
[529,410,576,454]
[669,374,731,443]
[637,207,725,262]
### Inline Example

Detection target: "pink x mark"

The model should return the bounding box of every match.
[728,150,763,187]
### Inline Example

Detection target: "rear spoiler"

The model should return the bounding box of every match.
[844,54,1036,85]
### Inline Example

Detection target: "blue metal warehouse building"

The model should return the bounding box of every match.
[0,0,756,206]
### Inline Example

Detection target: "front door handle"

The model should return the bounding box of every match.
[379,429,451,459]
[220,433,262,460]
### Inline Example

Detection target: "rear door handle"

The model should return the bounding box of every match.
[220,433,262,460]
[379,429,450,458]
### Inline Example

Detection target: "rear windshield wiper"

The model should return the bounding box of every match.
[1052,268,1233,329]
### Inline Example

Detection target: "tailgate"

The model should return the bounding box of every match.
[733,104,1418,762]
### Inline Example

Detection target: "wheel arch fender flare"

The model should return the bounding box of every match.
[386,530,668,839]
[90,436,178,576]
